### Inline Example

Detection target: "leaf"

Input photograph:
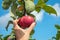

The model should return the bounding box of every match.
[29,39,36,40]
[55,24,60,29]
[27,13,35,18]
[3,35,10,40]
[35,5,41,12]
[43,5,57,15]
[16,9,23,18]
[30,0,34,2]
[18,0,22,2]
[8,30,16,40]
[56,31,60,40]
[0,34,3,37]
[18,0,23,5]
[37,0,45,5]
[42,0,48,3]
[2,1,11,10]
[6,20,13,31]
[0,34,3,40]
[10,0,16,2]
[10,2,18,17]
[30,29,35,35]
[35,0,46,12]
[3,0,12,3]
[11,16,16,20]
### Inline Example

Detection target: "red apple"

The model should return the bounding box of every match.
[18,16,35,29]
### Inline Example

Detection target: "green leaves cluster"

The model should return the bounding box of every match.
[35,0,57,15]
[52,25,60,40]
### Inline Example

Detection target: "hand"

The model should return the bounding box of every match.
[13,19,36,40]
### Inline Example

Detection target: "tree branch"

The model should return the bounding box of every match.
[23,0,26,16]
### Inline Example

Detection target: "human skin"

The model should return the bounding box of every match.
[11,19,36,40]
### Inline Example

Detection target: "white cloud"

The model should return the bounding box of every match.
[51,3,60,17]
[0,13,11,27]
[31,10,44,22]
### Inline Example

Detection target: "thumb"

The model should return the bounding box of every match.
[13,19,19,28]
[13,19,25,31]
[27,22,36,33]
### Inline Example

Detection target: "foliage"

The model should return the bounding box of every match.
[1,0,57,40]
[52,24,60,40]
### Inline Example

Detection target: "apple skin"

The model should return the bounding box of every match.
[18,16,35,29]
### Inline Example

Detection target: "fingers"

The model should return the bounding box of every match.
[27,22,36,33]
[13,19,19,26]
[13,19,25,32]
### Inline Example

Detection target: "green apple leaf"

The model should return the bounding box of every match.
[30,0,34,2]
[29,38,36,40]
[55,24,60,29]
[11,2,18,17]
[27,13,35,18]
[16,9,23,18]
[43,5,57,15]
[6,20,13,31]
[42,0,48,3]
[30,30,35,35]
[0,34,3,40]
[3,0,12,3]
[3,35,10,40]
[18,0,23,5]
[37,0,45,5]
[35,5,41,12]
[56,31,60,40]
[2,1,11,10]
[35,0,46,12]
[11,16,16,20]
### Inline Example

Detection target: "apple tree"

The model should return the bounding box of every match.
[1,0,57,40]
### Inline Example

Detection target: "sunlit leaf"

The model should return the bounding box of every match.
[18,0,23,5]
[11,2,18,17]
[37,0,45,6]
[30,0,34,2]
[11,16,16,20]
[2,1,11,10]
[42,0,48,3]
[35,5,41,12]
[43,5,57,15]
[35,0,46,12]
[6,20,13,31]
[3,0,12,3]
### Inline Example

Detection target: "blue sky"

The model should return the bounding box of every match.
[0,0,60,40]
